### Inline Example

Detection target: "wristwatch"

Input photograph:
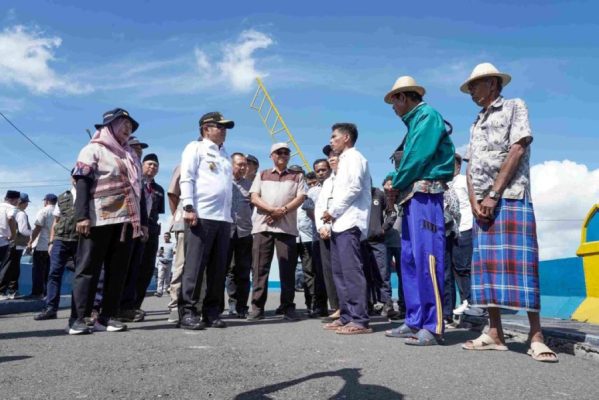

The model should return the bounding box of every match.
[488,190,500,200]
[183,205,194,212]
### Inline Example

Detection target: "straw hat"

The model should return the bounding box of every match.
[384,76,426,104]
[460,63,511,93]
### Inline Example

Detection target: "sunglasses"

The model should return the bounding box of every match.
[275,150,290,156]
[204,123,227,130]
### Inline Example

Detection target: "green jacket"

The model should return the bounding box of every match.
[388,103,455,191]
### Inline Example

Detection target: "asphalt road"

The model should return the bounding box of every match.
[1,296,598,400]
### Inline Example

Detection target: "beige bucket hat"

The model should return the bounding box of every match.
[460,62,511,93]
[384,76,426,104]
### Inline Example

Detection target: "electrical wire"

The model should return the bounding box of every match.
[0,111,71,172]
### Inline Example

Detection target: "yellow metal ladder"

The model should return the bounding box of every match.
[249,77,311,172]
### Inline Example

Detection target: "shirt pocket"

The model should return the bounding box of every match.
[99,194,129,219]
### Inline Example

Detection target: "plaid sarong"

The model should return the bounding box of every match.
[471,197,540,312]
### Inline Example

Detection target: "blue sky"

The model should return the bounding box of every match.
[1,0,598,259]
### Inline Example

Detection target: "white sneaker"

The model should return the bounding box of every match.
[0,294,9,301]
[453,300,470,315]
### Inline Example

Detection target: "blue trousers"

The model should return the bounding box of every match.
[386,246,405,311]
[401,193,445,335]
[331,227,369,327]
[45,240,77,311]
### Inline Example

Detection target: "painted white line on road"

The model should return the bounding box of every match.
[188,345,211,349]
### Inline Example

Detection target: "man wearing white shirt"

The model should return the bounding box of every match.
[0,190,20,300]
[449,154,473,315]
[178,112,234,330]
[27,193,57,298]
[322,123,372,335]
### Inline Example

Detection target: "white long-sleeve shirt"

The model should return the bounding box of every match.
[15,210,32,250]
[179,138,233,223]
[315,175,334,233]
[451,174,473,232]
[327,147,371,239]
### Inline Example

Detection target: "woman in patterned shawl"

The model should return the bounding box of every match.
[68,108,148,335]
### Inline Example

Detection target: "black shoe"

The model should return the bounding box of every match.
[274,306,284,315]
[94,317,127,332]
[133,309,145,322]
[309,308,329,319]
[178,314,206,330]
[237,310,248,319]
[69,319,92,335]
[205,318,227,328]
[283,309,301,321]
[246,310,264,321]
[34,308,57,321]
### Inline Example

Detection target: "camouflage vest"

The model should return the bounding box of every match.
[54,190,78,242]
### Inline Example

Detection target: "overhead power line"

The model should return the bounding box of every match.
[0,111,71,172]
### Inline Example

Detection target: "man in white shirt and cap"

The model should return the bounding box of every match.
[178,111,234,330]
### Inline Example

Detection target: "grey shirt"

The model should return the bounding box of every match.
[231,177,253,238]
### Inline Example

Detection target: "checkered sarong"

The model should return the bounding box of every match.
[471,197,540,312]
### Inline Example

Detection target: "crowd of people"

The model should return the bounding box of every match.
[0,62,557,362]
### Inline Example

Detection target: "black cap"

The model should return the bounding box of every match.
[199,112,234,129]
[5,190,20,199]
[43,193,58,202]
[288,165,304,173]
[143,153,159,164]
[129,136,148,149]
[95,108,139,133]
[322,144,333,157]
[246,154,259,165]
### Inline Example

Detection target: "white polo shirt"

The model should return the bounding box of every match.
[452,174,473,232]
[32,204,55,251]
[179,138,233,223]
[327,147,372,239]
[0,201,17,247]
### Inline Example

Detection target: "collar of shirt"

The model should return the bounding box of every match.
[401,102,426,126]
[270,167,290,175]
[476,96,505,121]
[203,137,225,151]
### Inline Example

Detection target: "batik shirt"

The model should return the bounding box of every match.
[443,183,460,238]
[466,96,533,201]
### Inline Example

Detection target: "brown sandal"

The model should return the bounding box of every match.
[335,323,373,335]
[323,320,345,331]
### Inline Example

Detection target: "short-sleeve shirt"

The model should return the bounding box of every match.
[0,201,17,246]
[32,204,55,251]
[297,187,315,242]
[250,168,306,236]
[466,96,533,201]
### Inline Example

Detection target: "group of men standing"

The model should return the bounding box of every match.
[1,60,557,362]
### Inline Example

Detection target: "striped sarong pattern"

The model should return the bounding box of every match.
[471,197,540,312]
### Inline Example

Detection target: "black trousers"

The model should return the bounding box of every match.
[31,250,50,296]
[0,247,23,293]
[224,232,253,313]
[319,238,339,310]
[251,232,297,312]
[73,223,134,320]
[179,219,231,320]
[298,240,328,311]
[117,238,144,310]
[134,233,159,309]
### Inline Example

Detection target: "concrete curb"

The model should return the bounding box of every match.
[503,321,599,363]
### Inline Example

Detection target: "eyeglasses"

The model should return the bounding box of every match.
[275,150,290,156]
[204,123,227,130]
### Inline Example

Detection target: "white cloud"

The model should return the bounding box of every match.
[194,29,274,92]
[531,160,599,260]
[0,25,91,95]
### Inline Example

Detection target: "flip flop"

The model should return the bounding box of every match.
[336,323,373,335]
[527,341,559,363]
[385,323,418,338]
[323,320,345,331]
[405,329,443,346]
[462,333,508,351]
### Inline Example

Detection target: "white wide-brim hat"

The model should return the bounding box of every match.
[460,62,511,93]
[384,76,426,104]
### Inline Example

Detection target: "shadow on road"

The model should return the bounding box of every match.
[233,368,403,399]
[0,355,32,363]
